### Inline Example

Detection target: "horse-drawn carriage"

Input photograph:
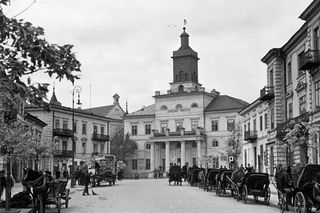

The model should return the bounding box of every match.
[91,169,116,186]
[168,165,183,185]
[188,168,204,186]
[215,169,233,197]
[226,168,245,201]
[203,169,220,192]
[293,164,320,213]
[241,172,270,205]
[22,169,70,213]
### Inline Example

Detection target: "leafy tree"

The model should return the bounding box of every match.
[280,120,319,166]
[110,128,137,162]
[225,121,242,169]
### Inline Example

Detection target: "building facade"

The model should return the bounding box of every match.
[26,92,124,176]
[123,28,248,178]
[248,0,320,173]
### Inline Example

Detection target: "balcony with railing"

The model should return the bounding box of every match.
[260,86,275,101]
[299,50,320,71]
[53,128,73,137]
[54,150,73,158]
[151,128,203,138]
[244,130,258,142]
[92,133,110,141]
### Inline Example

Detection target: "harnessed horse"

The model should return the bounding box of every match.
[22,169,51,213]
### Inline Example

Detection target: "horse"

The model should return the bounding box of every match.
[275,167,294,210]
[22,169,51,213]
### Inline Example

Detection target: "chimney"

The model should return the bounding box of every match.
[113,94,120,105]
[211,89,220,96]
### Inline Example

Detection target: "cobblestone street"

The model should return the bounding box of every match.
[62,179,280,213]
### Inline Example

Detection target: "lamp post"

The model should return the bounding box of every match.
[71,86,81,188]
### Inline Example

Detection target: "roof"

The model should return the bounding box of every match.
[85,105,115,117]
[125,104,155,117]
[24,112,47,127]
[299,0,320,21]
[205,95,249,112]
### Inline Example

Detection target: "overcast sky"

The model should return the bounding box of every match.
[4,0,314,112]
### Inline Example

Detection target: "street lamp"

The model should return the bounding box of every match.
[71,86,81,188]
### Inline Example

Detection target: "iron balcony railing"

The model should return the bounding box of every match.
[299,50,320,71]
[53,128,73,137]
[260,86,275,101]
[92,133,110,141]
[244,130,258,142]
[54,150,73,158]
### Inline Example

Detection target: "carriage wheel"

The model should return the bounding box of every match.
[218,182,222,197]
[264,187,270,206]
[242,185,248,204]
[65,189,70,208]
[294,192,307,213]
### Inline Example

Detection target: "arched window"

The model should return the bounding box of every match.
[185,73,188,81]
[175,104,183,109]
[212,140,219,147]
[178,85,184,92]
[160,105,167,110]
[191,103,198,108]
[179,71,183,81]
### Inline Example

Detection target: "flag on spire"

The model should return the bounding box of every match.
[184,19,187,25]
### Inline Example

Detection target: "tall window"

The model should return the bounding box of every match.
[212,157,219,169]
[248,122,251,131]
[63,120,68,129]
[131,125,137,135]
[313,26,319,49]
[100,143,105,154]
[82,143,86,154]
[145,124,151,135]
[227,119,235,131]
[145,159,150,170]
[244,124,246,132]
[270,70,274,87]
[176,121,183,131]
[93,143,98,153]
[82,123,87,135]
[62,141,67,151]
[212,140,219,147]
[160,123,168,133]
[132,159,138,170]
[316,81,320,107]
[299,95,307,114]
[55,119,60,129]
[288,103,293,119]
[191,120,198,131]
[270,108,275,129]
[253,119,257,131]
[101,126,105,135]
[73,121,77,133]
[298,52,305,77]
[93,125,98,135]
[287,62,292,85]
[211,120,218,131]
[259,116,263,131]
[264,113,268,130]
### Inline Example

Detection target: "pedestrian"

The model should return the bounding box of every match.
[63,169,68,179]
[0,171,6,201]
[182,162,189,182]
[82,170,91,196]
[159,166,163,178]
[55,170,61,179]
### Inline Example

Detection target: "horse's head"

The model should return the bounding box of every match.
[23,169,43,184]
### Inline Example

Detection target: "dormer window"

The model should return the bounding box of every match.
[175,104,183,109]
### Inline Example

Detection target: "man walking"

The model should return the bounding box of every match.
[82,170,91,196]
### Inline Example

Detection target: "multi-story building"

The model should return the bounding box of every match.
[123,28,248,178]
[26,90,124,175]
[255,0,320,171]
[239,99,270,173]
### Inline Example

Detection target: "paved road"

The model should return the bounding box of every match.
[62,179,281,213]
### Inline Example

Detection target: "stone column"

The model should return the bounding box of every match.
[197,140,201,166]
[181,141,186,166]
[150,143,155,172]
[165,141,170,172]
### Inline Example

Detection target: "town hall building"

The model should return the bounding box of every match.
[123,28,248,178]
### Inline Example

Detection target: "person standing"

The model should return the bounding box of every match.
[55,170,61,179]
[182,162,189,182]
[0,171,6,201]
[82,170,91,196]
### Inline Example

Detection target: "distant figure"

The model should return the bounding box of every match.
[159,166,163,178]
[182,162,189,182]
[55,170,61,179]
[245,164,253,173]
[0,170,6,201]
[82,170,91,196]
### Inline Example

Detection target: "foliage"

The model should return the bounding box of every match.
[281,119,320,166]
[0,1,81,124]
[225,121,242,168]
[110,128,137,162]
